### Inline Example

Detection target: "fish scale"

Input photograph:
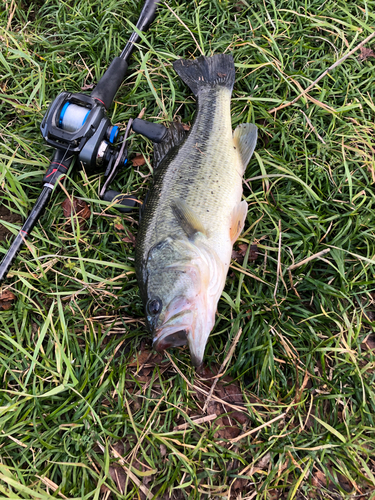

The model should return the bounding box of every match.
[138,87,239,265]
[135,54,257,367]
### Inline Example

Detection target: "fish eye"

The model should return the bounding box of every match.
[147,298,162,316]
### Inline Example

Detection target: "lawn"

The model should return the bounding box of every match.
[1,0,375,498]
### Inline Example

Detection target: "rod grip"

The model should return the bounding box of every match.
[91,58,128,109]
[0,232,28,284]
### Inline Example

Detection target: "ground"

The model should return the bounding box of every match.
[0,0,375,498]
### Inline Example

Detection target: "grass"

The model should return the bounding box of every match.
[1,0,375,498]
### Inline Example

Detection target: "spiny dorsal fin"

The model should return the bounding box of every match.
[139,190,149,223]
[171,199,207,238]
[154,121,187,170]
[140,122,187,221]
[233,123,258,172]
[229,200,248,244]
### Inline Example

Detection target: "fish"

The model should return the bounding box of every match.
[135,54,257,367]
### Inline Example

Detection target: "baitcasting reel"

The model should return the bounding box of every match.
[0,0,160,284]
[40,91,135,211]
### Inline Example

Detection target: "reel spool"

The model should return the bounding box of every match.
[59,103,91,132]
[58,104,120,142]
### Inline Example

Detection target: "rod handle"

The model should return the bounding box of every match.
[91,58,128,109]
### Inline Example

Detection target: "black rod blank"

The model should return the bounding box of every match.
[91,0,159,110]
[0,187,52,283]
[0,149,73,284]
[120,0,160,61]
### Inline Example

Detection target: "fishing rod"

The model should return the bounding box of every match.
[0,0,160,285]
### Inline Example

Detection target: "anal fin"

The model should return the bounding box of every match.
[229,200,248,244]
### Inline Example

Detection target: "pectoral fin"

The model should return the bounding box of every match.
[229,200,248,244]
[171,200,207,238]
[233,123,258,172]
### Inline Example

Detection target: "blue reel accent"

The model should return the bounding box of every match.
[82,110,90,125]
[109,126,119,144]
[59,102,70,128]
[124,158,128,165]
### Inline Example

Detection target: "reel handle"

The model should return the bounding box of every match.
[102,190,137,213]
[132,118,167,143]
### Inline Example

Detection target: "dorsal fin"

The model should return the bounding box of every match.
[139,190,149,223]
[140,122,187,222]
[153,121,187,170]
[171,199,207,238]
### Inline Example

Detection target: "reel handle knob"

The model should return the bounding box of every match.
[102,190,137,213]
[132,118,168,143]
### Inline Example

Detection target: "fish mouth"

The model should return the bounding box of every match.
[153,326,203,368]
[153,328,188,351]
[153,297,192,351]
[151,292,216,368]
[152,310,209,369]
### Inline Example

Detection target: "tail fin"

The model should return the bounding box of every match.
[173,54,235,96]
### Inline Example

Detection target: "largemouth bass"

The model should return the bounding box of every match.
[135,54,257,367]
